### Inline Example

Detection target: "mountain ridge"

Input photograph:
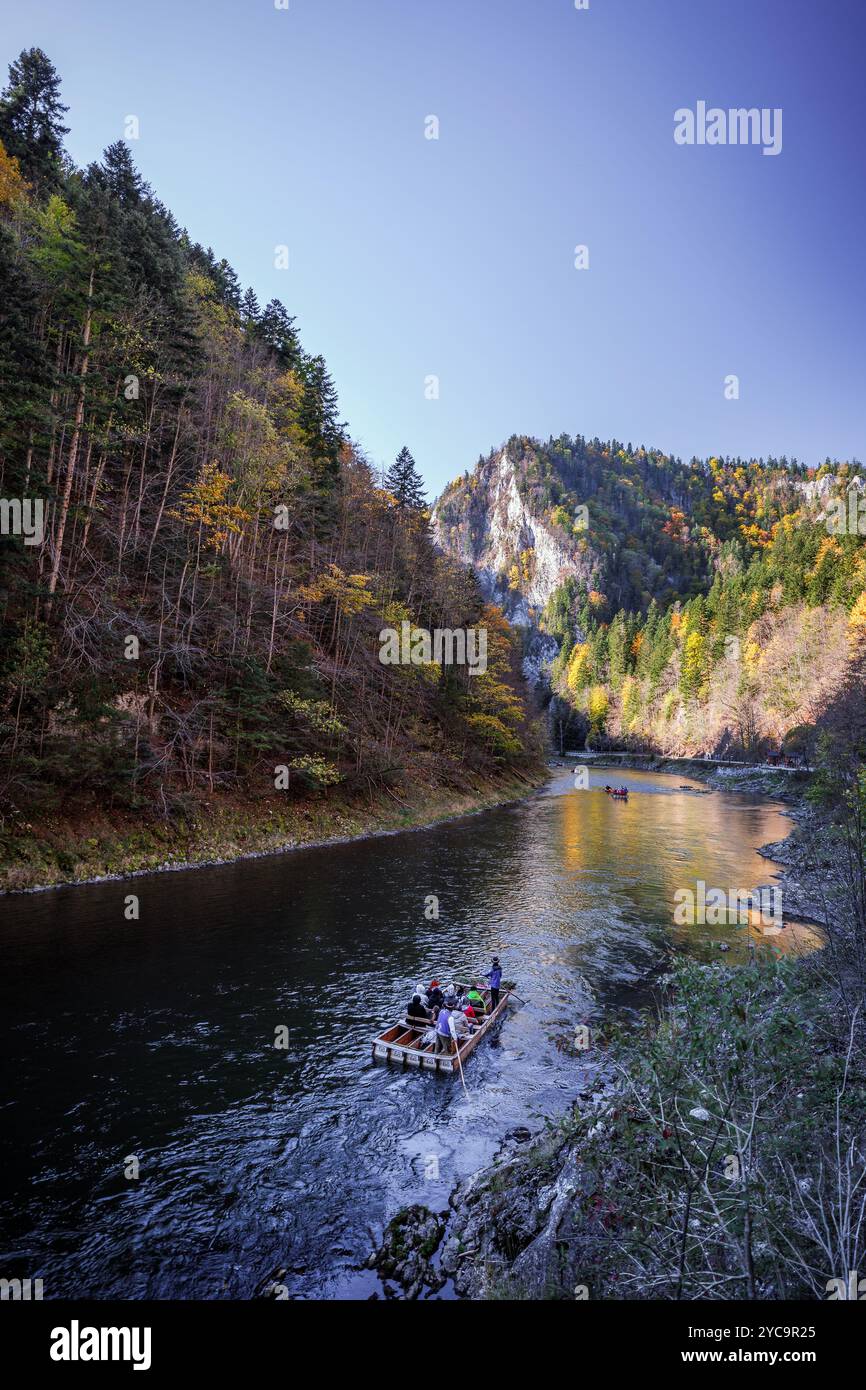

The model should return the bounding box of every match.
[432,434,866,757]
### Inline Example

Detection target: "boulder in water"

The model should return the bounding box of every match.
[369,1204,446,1299]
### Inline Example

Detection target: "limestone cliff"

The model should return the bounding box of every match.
[432,446,597,628]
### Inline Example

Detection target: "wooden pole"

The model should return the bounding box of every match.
[449,1017,468,1095]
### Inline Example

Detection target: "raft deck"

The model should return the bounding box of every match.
[371,988,511,1074]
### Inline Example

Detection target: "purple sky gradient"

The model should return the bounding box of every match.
[1,0,864,493]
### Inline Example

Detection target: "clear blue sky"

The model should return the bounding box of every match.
[2,0,864,495]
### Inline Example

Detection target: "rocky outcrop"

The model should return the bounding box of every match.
[366,1204,446,1299]
[437,1093,620,1300]
[521,627,559,687]
[793,473,864,507]
[432,448,595,628]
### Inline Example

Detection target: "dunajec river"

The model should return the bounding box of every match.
[0,768,819,1299]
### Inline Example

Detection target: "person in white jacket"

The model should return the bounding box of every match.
[449,1009,473,1041]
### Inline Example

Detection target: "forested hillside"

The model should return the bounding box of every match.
[0,49,542,888]
[436,436,866,759]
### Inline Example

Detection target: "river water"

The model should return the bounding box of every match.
[0,768,820,1299]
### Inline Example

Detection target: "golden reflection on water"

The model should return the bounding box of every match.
[0,762,826,1300]
[744,912,825,957]
[547,766,822,965]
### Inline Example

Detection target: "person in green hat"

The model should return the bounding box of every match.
[466,985,487,1015]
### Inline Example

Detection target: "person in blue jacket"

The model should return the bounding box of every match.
[485,957,503,1010]
[434,1004,454,1054]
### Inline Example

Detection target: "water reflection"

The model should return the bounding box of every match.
[0,769,815,1298]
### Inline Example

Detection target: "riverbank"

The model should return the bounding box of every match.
[370,766,861,1301]
[558,751,813,799]
[0,765,546,894]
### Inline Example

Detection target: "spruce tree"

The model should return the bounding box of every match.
[0,222,51,473]
[259,299,300,368]
[240,287,261,324]
[100,140,144,204]
[0,48,69,188]
[215,257,241,308]
[385,446,426,510]
[298,354,345,490]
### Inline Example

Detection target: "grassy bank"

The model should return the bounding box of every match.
[0,766,546,894]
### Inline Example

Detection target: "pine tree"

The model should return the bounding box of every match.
[0,222,51,474]
[240,287,261,325]
[0,48,69,188]
[214,257,241,308]
[385,446,426,510]
[607,610,629,691]
[298,354,345,468]
[85,150,188,308]
[100,140,145,204]
[259,298,300,367]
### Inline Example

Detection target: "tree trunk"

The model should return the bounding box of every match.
[45,267,95,613]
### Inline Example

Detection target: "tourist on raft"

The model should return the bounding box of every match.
[484,957,503,1010]
[407,994,431,1022]
[427,981,444,1011]
[450,1008,473,1042]
[466,986,486,1014]
[434,1003,454,1054]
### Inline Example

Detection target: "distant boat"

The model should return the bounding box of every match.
[604,787,629,800]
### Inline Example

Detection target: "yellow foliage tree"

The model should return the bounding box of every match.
[566,643,591,695]
[300,564,373,615]
[743,639,762,674]
[588,685,609,733]
[681,630,707,698]
[170,462,251,550]
[0,139,28,206]
[848,591,866,657]
[462,605,525,759]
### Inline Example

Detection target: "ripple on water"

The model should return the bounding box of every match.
[0,770,811,1297]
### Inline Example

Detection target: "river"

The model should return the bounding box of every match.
[0,768,820,1299]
